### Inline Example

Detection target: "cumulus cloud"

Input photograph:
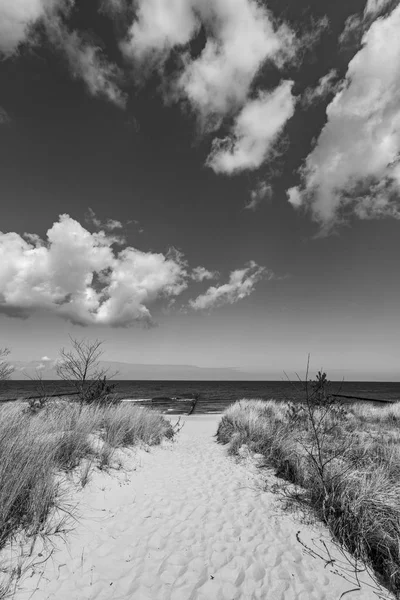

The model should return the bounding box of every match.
[245,182,272,211]
[0,0,125,107]
[189,261,268,310]
[0,214,189,327]
[177,2,295,124]
[207,81,295,174]
[122,0,296,126]
[122,0,197,64]
[191,266,219,282]
[302,70,341,108]
[287,5,400,227]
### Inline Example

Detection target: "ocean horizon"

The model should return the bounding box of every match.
[2,380,400,412]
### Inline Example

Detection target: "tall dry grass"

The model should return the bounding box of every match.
[217,398,400,597]
[0,401,174,551]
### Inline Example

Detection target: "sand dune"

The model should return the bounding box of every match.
[8,414,391,600]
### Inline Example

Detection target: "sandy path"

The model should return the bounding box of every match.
[11,415,389,600]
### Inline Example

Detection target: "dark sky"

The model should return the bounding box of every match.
[1,0,400,379]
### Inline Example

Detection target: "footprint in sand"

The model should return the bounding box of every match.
[7,415,393,600]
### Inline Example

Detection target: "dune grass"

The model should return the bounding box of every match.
[217,398,400,597]
[0,401,174,552]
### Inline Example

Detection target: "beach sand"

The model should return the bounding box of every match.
[7,414,390,600]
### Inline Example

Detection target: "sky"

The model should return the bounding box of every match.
[0,0,400,380]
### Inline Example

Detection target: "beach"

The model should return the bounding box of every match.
[6,413,388,600]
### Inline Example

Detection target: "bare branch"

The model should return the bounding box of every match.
[56,338,118,405]
[0,348,13,381]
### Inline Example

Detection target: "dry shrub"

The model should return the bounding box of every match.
[217,396,400,597]
[35,403,103,470]
[315,464,400,593]
[101,404,175,448]
[0,405,58,549]
[0,400,174,550]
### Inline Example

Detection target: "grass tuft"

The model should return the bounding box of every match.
[0,401,174,552]
[217,397,400,597]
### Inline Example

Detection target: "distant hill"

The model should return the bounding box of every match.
[9,360,266,381]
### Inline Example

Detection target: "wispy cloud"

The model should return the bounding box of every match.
[338,14,363,50]
[0,0,126,107]
[364,0,396,17]
[0,106,11,125]
[86,208,123,231]
[47,18,127,108]
[287,4,400,228]
[301,70,341,108]
[0,214,189,327]
[191,267,219,283]
[245,182,273,211]
[207,81,296,174]
[189,261,269,310]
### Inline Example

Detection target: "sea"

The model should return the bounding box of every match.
[1,380,400,414]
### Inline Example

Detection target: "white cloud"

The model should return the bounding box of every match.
[191,266,219,282]
[287,4,400,226]
[122,0,296,126]
[86,208,123,231]
[364,0,394,17]
[286,186,303,208]
[338,14,363,49]
[292,16,329,64]
[41,356,52,361]
[0,214,188,327]
[0,0,50,55]
[46,17,127,108]
[0,0,125,107]
[101,0,127,14]
[189,261,268,310]
[207,80,295,174]
[122,0,198,64]
[302,70,341,108]
[177,1,295,124]
[245,182,272,211]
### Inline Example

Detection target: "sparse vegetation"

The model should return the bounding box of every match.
[0,400,174,552]
[25,371,56,413]
[217,377,400,598]
[0,349,13,383]
[56,337,119,406]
